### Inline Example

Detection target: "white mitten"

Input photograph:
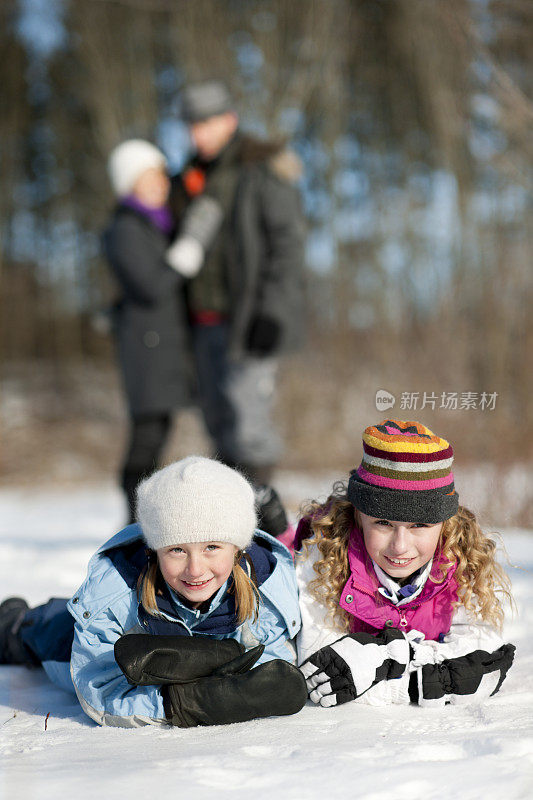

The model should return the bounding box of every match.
[166,236,204,277]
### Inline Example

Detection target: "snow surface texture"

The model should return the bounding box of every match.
[1,484,532,800]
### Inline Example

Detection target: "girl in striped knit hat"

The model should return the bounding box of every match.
[296,419,516,708]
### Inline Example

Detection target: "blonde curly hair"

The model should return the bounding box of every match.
[298,483,513,633]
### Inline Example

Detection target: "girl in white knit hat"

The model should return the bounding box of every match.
[0,457,306,728]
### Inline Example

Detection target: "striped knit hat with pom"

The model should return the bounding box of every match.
[347,419,459,523]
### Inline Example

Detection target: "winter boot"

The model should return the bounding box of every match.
[254,484,289,539]
[0,597,35,665]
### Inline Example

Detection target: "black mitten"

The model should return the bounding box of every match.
[165,658,307,728]
[246,315,281,356]
[300,627,410,706]
[417,643,516,706]
[114,634,247,686]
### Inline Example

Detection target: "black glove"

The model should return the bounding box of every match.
[246,315,281,356]
[114,634,247,686]
[416,643,516,705]
[164,654,307,727]
[300,627,410,707]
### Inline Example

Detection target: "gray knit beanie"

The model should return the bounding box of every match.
[181,81,234,122]
[136,457,257,551]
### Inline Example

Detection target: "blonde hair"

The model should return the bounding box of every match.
[138,550,260,626]
[298,483,513,633]
[435,506,513,629]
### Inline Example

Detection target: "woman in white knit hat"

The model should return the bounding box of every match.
[0,457,306,728]
[103,140,223,524]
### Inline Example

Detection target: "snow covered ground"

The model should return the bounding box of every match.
[1,483,532,800]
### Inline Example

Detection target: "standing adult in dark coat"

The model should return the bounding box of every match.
[103,140,222,520]
[170,81,305,522]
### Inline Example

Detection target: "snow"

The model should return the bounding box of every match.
[1,484,532,799]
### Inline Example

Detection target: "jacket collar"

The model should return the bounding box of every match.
[373,559,434,606]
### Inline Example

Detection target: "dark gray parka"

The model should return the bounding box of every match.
[227,157,305,357]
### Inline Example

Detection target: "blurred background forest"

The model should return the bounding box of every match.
[1,0,532,524]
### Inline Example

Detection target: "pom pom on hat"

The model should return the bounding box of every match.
[107,139,167,197]
[136,456,257,552]
[348,419,459,523]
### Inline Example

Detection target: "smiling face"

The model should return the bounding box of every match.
[157,541,237,607]
[358,511,443,579]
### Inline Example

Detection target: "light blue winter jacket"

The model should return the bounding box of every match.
[64,525,301,727]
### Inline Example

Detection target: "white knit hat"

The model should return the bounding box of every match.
[136,457,257,551]
[107,139,167,197]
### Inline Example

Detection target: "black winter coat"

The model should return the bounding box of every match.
[103,206,192,416]
[228,158,305,357]
[172,136,306,359]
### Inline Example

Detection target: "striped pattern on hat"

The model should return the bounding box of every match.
[348,419,459,523]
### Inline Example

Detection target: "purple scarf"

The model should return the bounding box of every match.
[122,195,174,235]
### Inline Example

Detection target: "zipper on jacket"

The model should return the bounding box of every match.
[351,585,423,629]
